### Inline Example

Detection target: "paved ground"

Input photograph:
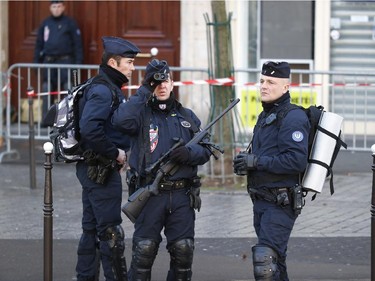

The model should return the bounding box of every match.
[0,139,373,280]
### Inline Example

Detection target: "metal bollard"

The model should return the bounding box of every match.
[27,86,36,189]
[372,144,375,281]
[43,142,54,281]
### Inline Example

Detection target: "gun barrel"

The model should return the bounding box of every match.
[188,98,240,145]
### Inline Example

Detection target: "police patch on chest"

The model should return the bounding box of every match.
[149,125,159,153]
[292,131,304,142]
[181,121,191,128]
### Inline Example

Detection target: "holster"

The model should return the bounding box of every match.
[83,150,99,182]
[290,184,304,215]
[191,176,202,188]
[249,185,305,215]
[248,187,277,203]
[83,150,118,185]
[96,155,118,185]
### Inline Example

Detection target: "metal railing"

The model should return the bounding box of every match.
[234,67,375,151]
[2,63,375,183]
[0,63,211,162]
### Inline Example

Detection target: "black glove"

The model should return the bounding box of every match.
[143,59,170,91]
[233,152,258,174]
[169,146,190,164]
[87,166,98,181]
[188,186,201,212]
[83,150,98,181]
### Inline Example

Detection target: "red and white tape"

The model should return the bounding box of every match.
[5,77,375,97]
[123,77,235,90]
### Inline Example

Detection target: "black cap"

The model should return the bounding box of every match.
[261,61,290,78]
[102,36,140,58]
[51,0,64,4]
[146,59,170,75]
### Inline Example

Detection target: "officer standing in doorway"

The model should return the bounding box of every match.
[75,36,140,281]
[33,0,83,119]
[112,59,212,281]
[233,61,310,281]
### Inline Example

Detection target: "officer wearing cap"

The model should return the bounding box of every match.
[233,61,310,280]
[75,36,140,281]
[112,59,212,280]
[34,0,83,120]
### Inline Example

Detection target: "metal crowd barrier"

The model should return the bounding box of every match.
[0,63,210,162]
[2,63,375,182]
[234,67,375,152]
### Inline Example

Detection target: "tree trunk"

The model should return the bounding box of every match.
[209,1,235,182]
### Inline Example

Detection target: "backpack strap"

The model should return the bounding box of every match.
[276,103,300,128]
[90,75,120,108]
[73,75,119,142]
[274,103,347,197]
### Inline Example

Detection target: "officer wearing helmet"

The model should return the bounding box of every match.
[75,36,140,281]
[233,61,310,280]
[112,59,212,281]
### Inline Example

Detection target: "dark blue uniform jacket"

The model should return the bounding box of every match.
[33,15,83,63]
[78,70,130,159]
[249,97,310,188]
[112,85,211,182]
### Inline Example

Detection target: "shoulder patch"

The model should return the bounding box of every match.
[181,121,191,128]
[292,131,304,142]
[149,125,159,153]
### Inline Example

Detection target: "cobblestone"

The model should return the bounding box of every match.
[0,162,371,239]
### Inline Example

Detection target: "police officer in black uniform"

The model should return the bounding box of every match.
[112,59,212,281]
[33,0,83,118]
[75,36,140,281]
[233,61,310,281]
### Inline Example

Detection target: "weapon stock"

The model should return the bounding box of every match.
[122,98,240,223]
[122,167,165,223]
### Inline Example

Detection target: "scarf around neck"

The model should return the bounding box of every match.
[261,91,291,113]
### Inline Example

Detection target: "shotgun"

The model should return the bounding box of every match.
[122,98,240,223]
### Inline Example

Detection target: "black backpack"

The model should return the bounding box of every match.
[47,75,118,163]
[277,104,347,195]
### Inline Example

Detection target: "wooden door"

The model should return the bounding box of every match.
[8,1,180,103]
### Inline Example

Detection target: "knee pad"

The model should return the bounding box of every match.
[167,239,194,281]
[99,225,125,252]
[168,239,194,268]
[129,239,159,281]
[131,239,159,269]
[252,245,278,281]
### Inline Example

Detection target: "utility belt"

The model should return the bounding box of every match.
[44,55,72,62]
[248,187,290,205]
[158,179,190,191]
[127,170,201,196]
[248,185,304,215]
